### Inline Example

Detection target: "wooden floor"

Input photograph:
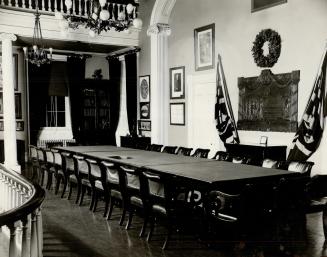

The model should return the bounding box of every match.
[39,187,327,257]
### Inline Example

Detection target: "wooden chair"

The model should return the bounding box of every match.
[212,151,230,161]
[175,147,193,156]
[85,159,105,214]
[43,149,56,190]
[162,146,178,154]
[62,152,80,203]
[100,161,125,224]
[191,148,210,158]
[36,147,46,186]
[29,145,39,182]
[74,155,92,207]
[51,149,66,197]
[119,166,147,233]
[262,158,280,169]
[148,144,163,152]
[286,161,314,176]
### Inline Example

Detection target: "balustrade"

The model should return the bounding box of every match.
[0,164,45,257]
[0,0,137,20]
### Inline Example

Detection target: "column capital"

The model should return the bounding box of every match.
[147,23,171,36]
[0,33,17,42]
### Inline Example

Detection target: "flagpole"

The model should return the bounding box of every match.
[218,54,240,142]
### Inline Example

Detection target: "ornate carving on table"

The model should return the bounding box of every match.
[238,69,299,132]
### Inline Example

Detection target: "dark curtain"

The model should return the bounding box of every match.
[108,58,121,146]
[28,63,51,145]
[67,56,86,144]
[125,53,137,136]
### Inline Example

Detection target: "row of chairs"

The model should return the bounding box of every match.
[29,145,197,250]
[146,144,211,158]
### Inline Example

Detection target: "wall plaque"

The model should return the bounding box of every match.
[237,69,299,132]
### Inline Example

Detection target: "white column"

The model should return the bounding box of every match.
[147,23,171,145]
[115,56,130,146]
[0,33,20,172]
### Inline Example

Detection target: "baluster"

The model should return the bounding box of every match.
[41,0,45,10]
[60,0,64,13]
[37,208,43,257]
[21,218,29,257]
[55,0,58,13]
[30,211,38,257]
[8,223,18,257]
[47,0,50,11]
[0,0,2,7]
[12,181,16,209]
[133,5,136,19]
[8,0,12,7]
[117,4,121,20]
[111,3,116,20]
[7,179,11,210]
[15,0,18,8]
[72,0,76,15]
[90,0,93,15]
[78,0,81,16]
[83,0,87,17]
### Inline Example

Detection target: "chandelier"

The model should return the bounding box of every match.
[55,0,142,37]
[23,4,52,67]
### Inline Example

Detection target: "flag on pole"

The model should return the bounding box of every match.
[287,48,327,161]
[215,54,240,144]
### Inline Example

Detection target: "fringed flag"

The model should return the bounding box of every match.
[215,54,240,144]
[287,48,327,161]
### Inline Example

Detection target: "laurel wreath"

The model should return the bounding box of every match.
[252,29,281,68]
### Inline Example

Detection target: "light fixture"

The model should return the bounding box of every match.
[55,0,142,36]
[23,2,52,67]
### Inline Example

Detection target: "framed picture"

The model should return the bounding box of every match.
[138,120,151,131]
[252,0,287,12]
[0,121,3,131]
[16,121,24,131]
[260,136,268,146]
[170,103,185,126]
[140,102,150,119]
[194,23,215,71]
[139,75,150,102]
[170,66,185,99]
[0,54,18,91]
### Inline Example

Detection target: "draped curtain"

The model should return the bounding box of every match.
[108,58,121,146]
[125,53,137,136]
[28,63,51,145]
[67,56,86,144]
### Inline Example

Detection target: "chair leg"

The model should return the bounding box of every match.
[40,169,45,187]
[46,172,53,190]
[61,178,68,198]
[89,190,96,211]
[67,182,73,200]
[139,214,148,237]
[92,192,98,212]
[323,209,327,239]
[79,186,86,206]
[103,196,109,217]
[75,183,82,204]
[55,176,61,195]
[147,217,155,242]
[162,224,172,250]
[125,209,134,230]
[119,208,127,226]
[106,197,114,220]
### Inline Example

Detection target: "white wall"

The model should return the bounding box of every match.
[137,0,327,172]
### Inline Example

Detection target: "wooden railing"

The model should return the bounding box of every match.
[0,0,137,19]
[0,164,45,257]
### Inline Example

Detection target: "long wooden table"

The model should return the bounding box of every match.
[55,145,295,185]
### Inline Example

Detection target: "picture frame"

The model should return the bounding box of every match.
[139,75,150,102]
[251,0,287,12]
[140,102,150,119]
[170,66,185,99]
[0,54,18,91]
[0,121,3,131]
[194,23,215,71]
[138,120,151,131]
[16,121,24,131]
[170,103,185,126]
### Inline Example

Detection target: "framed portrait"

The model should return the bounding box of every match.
[15,93,22,119]
[140,102,150,119]
[170,103,185,126]
[138,120,151,131]
[194,23,215,71]
[0,54,18,91]
[170,66,185,99]
[16,121,24,131]
[0,121,3,131]
[139,75,150,102]
[252,0,287,12]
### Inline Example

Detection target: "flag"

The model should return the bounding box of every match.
[287,48,327,161]
[215,54,240,144]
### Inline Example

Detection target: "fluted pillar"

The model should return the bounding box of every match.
[115,56,130,146]
[0,33,20,172]
[147,23,171,145]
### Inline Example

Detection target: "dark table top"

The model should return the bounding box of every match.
[55,145,295,184]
